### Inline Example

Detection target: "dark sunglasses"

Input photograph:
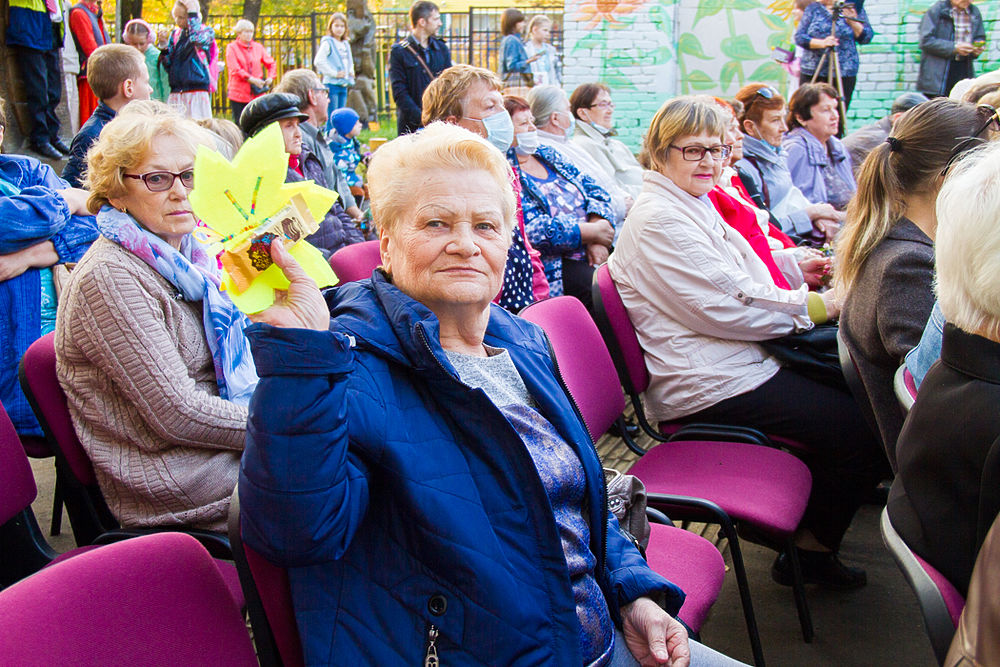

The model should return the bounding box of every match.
[943,105,1000,174]
[975,104,1000,137]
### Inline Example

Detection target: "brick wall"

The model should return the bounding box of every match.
[561,0,1000,151]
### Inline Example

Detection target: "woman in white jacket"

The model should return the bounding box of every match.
[608,96,884,592]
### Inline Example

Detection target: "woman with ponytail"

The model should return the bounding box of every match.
[837,98,989,470]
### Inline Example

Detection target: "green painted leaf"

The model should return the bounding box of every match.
[678,33,711,60]
[687,69,716,90]
[693,0,724,26]
[656,45,675,63]
[728,0,762,9]
[721,34,766,60]
[607,54,642,67]
[603,68,637,89]
[570,33,604,54]
[747,61,786,82]
[719,60,742,92]
[757,10,787,31]
[767,32,790,49]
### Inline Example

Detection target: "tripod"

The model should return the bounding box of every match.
[810,2,862,134]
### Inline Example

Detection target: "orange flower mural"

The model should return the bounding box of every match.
[572,0,649,30]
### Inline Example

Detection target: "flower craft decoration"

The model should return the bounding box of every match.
[188,123,339,314]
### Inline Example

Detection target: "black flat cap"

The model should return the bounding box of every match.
[239,92,309,138]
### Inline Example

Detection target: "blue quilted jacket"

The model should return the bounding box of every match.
[240,272,683,666]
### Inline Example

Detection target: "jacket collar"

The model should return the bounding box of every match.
[574,120,611,142]
[941,322,1000,383]
[741,133,782,165]
[327,271,548,374]
[888,217,934,246]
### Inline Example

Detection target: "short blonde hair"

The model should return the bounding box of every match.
[935,139,1000,341]
[367,122,516,238]
[527,15,551,35]
[234,19,254,33]
[194,117,245,159]
[421,64,502,126]
[83,101,216,214]
[640,96,727,171]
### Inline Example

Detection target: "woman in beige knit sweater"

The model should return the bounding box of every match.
[55,102,258,532]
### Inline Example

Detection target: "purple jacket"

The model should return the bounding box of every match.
[782,127,855,208]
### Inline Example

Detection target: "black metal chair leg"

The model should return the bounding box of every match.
[718,518,766,666]
[49,475,63,536]
[785,537,814,643]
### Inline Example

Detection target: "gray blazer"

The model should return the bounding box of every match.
[840,218,935,470]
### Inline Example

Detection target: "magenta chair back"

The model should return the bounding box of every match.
[0,532,257,666]
[0,400,37,528]
[19,332,117,546]
[592,264,651,396]
[880,508,964,663]
[229,488,304,667]
[329,240,381,283]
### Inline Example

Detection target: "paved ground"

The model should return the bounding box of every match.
[28,413,937,667]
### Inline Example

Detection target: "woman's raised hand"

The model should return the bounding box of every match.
[580,218,615,247]
[248,240,331,331]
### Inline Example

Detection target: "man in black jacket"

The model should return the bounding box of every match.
[388,0,451,135]
[917,0,986,97]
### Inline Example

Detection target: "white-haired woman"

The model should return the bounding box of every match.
[888,137,1000,598]
[529,84,631,226]
[56,102,257,531]
[610,96,883,591]
[239,121,744,667]
[225,19,275,122]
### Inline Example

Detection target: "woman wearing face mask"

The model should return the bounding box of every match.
[505,95,613,310]
[733,83,844,244]
[529,84,631,226]
[569,83,644,201]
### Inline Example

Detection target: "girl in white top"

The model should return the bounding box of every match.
[524,16,559,86]
[314,13,355,124]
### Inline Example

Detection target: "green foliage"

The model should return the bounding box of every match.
[757,10,786,32]
[721,34,766,60]
[686,69,715,90]
[677,32,711,60]
[719,59,742,92]
[692,0,725,27]
[747,60,785,83]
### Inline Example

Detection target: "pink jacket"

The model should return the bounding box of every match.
[225,39,275,103]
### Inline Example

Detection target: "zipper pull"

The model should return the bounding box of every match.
[424,624,439,667]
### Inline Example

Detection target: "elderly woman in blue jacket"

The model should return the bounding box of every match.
[505,95,614,310]
[240,122,744,667]
[0,103,98,438]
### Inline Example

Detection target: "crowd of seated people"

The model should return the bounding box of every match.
[8,28,1000,658]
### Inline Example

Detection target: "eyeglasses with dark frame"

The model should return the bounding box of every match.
[123,169,195,192]
[942,104,1000,174]
[589,100,615,109]
[669,144,733,161]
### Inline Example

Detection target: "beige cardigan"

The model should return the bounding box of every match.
[55,237,247,531]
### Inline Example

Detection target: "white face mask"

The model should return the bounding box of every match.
[590,121,613,135]
[552,110,574,133]
[476,109,514,153]
[514,130,539,156]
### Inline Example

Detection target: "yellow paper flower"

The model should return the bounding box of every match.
[188,123,339,314]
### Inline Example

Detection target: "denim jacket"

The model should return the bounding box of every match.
[0,155,99,435]
[513,144,613,296]
[782,127,855,208]
[736,134,814,237]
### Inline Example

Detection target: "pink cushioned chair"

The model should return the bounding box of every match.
[229,487,305,667]
[880,508,964,663]
[521,296,817,664]
[0,397,244,607]
[894,364,917,414]
[0,532,257,666]
[329,239,381,283]
[588,268,820,646]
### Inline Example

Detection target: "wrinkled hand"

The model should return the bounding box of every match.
[58,187,90,216]
[581,218,615,247]
[955,41,976,57]
[815,35,839,49]
[799,255,832,289]
[805,202,838,222]
[814,218,841,243]
[841,4,858,19]
[621,597,690,667]
[587,243,609,267]
[247,240,331,331]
